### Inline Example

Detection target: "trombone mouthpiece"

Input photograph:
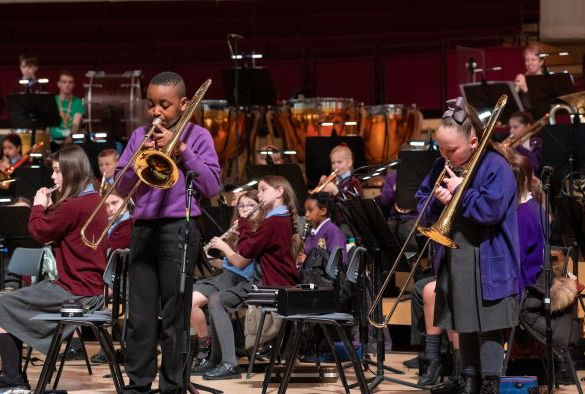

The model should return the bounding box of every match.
[152,117,163,125]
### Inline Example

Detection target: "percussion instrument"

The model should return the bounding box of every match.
[359,104,422,164]
[193,100,243,164]
[83,70,148,141]
[16,130,50,158]
[277,98,357,162]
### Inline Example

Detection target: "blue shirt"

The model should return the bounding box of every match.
[416,152,520,301]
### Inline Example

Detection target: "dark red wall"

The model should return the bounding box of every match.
[0,0,535,121]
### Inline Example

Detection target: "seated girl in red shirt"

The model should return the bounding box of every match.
[199,175,301,380]
[0,145,108,390]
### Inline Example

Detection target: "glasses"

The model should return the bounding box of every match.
[238,204,257,210]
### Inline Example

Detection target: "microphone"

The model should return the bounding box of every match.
[541,166,554,178]
[541,166,554,192]
[186,170,199,185]
[228,33,244,39]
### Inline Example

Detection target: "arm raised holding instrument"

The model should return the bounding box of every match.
[115,72,220,391]
[414,97,519,391]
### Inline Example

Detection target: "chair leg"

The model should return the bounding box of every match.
[262,319,288,394]
[318,323,349,394]
[53,332,74,390]
[564,351,583,394]
[278,320,303,394]
[502,325,517,375]
[22,346,33,374]
[76,327,93,375]
[93,325,125,392]
[35,323,65,394]
[334,323,370,394]
[247,309,268,379]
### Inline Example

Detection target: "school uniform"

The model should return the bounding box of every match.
[336,171,363,201]
[415,152,520,333]
[106,212,132,253]
[303,218,347,262]
[202,206,297,378]
[116,122,220,393]
[517,195,545,291]
[237,206,299,286]
[0,184,107,354]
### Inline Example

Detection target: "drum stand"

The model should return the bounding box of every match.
[339,198,427,392]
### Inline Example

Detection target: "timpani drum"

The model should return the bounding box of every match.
[277,98,357,162]
[360,104,422,164]
[193,100,246,166]
[83,70,148,141]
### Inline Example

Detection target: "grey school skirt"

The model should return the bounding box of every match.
[434,216,519,333]
[0,280,103,354]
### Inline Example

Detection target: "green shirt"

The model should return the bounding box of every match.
[50,95,85,139]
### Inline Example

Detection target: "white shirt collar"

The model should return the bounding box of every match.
[311,218,330,236]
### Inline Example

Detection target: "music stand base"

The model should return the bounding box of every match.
[188,382,223,394]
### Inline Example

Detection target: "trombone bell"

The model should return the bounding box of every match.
[135,149,179,189]
[417,225,458,249]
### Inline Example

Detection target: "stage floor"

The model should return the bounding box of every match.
[23,343,584,393]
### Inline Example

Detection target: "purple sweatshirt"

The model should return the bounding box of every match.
[517,197,545,291]
[416,152,520,301]
[116,122,221,220]
[304,218,348,263]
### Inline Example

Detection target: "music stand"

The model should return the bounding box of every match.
[339,198,425,391]
[13,166,53,202]
[526,73,576,120]
[541,124,585,183]
[460,81,523,124]
[246,163,307,213]
[222,68,277,107]
[7,94,61,145]
[305,136,367,189]
[0,206,41,291]
[395,148,440,212]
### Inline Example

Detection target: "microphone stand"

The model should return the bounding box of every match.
[541,167,554,394]
[182,173,223,394]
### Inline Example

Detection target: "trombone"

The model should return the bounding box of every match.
[80,79,212,250]
[368,94,508,328]
[310,169,339,194]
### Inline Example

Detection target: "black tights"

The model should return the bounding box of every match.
[459,330,504,378]
[0,333,23,379]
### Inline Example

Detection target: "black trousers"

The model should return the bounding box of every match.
[124,218,199,394]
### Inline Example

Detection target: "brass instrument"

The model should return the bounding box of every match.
[310,169,339,194]
[203,201,264,256]
[549,91,585,125]
[367,95,508,328]
[80,79,212,250]
[501,113,549,148]
[0,141,44,190]
[418,94,508,249]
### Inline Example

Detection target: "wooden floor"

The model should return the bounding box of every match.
[22,343,585,393]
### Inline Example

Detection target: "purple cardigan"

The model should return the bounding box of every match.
[517,197,545,291]
[415,151,520,301]
[304,219,348,263]
[116,122,221,220]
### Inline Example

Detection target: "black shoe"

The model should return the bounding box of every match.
[59,346,85,361]
[202,361,240,380]
[91,350,107,364]
[459,373,480,394]
[431,375,463,394]
[255,343,274,362]
[403,355,420,369]
[479,376,500,394]
[0,372,27,389]
[418,358,444,386]
[191,358,218,376]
